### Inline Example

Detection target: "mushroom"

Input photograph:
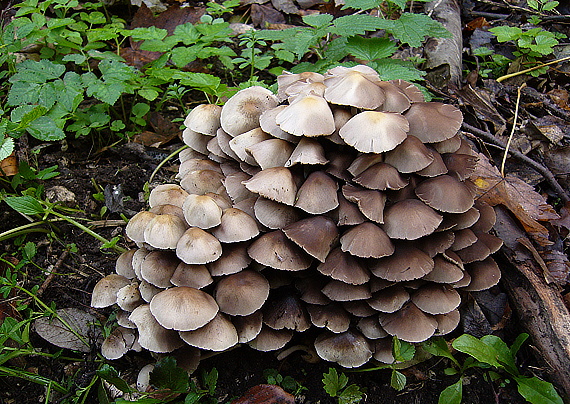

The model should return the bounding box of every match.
[248,326,294,351]
[404,102,463,143]
[182,194,223,229]
[91,274,131,308]
[176,227,222,265]
[143,214,188,250]
[214,270,270,316]
[129,304,184,353]
[179,312,238,351]
[294,171,339,214]
[101,326,138,360]
[248,230,313,271]
[220,86,279,136]
[275,93,335,137]
[314,330,372,368]
[339,111,408,154]
[282,216,339,262]
[184,104,222,136]
[242,167,297,205]
[378,302,437,343]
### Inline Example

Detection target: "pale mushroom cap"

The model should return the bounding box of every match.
[224,171,254,204]
[91,274,131,308]
[182,127,209,154]
[254,197,300,229]
[357,316,389,340]
[382,199,443,240]
[177,158,222,180]
[150,286,219,331]
[176,227,223,265]
[170,262,213,289]
[248,326,293,351]
[416,175,474,213]
[101,326,137,360]
[129,304,184,353]
[259,106,299,142]
[214,270,270,316]
[276,93,335,137]
[116,282,144,312]
[233,310,263,343]
[277,71,325,101]
[140,250,179,288]
[179,169,225,195]
[229,127,271,165]
[282,216,339,262]
[340,222,394,259]
[285,137,329,167]
[370,243,434,282]
[115,249,137,279]
[211,208,259,243]
[182,194,223,229]
[324,67,385,109]
[378,302,437,343]
[143,214,188,250]
[246,138,295,170]
[376,81,411,113]
[184,104,222,136]
[126,211,157,244]
[294,171,339,215]
[207,243,251,276]
[220,86,279,136]
[314,330,372,368]
[339,111,409,154]
[242,167,297,206]
[411,284,461,315]
[179,312,238,351]
[405,102,463,143]
[149,184,189,209]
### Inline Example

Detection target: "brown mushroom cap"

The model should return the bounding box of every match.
[376,81,411,113]
[91,274,131,308]
[144,214,188,250]
[443,153,478,181]
[372,337,395,364]
[115,249,137,279]
[242,167,297,205]
[116,282,144,312]
[378,302,437,343]
[246,138,294,170]
[340,222,394,258]
[383,199,443,240]
[421,255,464,283]
[140,250,179,288]
[179,312,238,351]
[254,197,300,229]
[322,280,371,301]
[207,243,251,276]
[314,330,372,368]
[294,171,339,214]
[462,257,501,291]
[101,326,137,360]
[285,137,329,167]
[341,184,386,224]
[282,216,339,262]
[220,86,279,137]
[415,175,474,214]
[317,247,370,285]
[248,326,294,351]
[262,294,311,332]
[307,303,351,333]
[384,135,434,173]
[150,287,219,331]
[390,79,424,102]
[354,163,408,191]
[248,230,313,271]
[411,284,461,315]
[214,270,270,316]
[176,227,222,265]
[170,262,213,289]
[370,243,434,282]
[180,169,225,195]
[339,111,409,153]
[211,208,259,243]
[435,309,461,335]
[335,191,366,226]
[405,102,463,143]
[357,316,389,339]
[233,310,263,343]
[129,304,184,353]
[276,93,335,137]
[184,104,222,136]
[367,285,410,313]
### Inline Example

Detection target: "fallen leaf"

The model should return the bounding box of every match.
[548,88,570,111]
[551,201,570,236]
[0,153,18,176]
[231,384,295,404]
[34,308,102,352]
[130,4,205,34]
[270,0,299,14]
[465,17,490,31]
[471,153,559,246]
[251,3,286,27]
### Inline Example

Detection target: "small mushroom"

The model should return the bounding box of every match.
[176,227,222,265]
[314,330,372,368]
[214,270,270,316]
[179,312,238,351]
[91,274,131,308]
[282,216,339,262]
[129,304,184,353]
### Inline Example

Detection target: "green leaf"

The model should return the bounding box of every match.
[128,26,168,41]
[510,333,529,357]
[0,137,14,162]
[302,13,333,28]
[171,45,202,67]
[368,58,425,81]
[323,368,348,397]
[62,54,87,64]
[452,334,501,368]
[438,379,462,404]
[530,32,558,54]
[4,195,45,215]
[9,59,65,84]
[392,337,415,362]
[96,365,132,394]
[480,335,517,375]
[389,13,451,47]
[390,370,407,391]
[387,0,407,9]
[150,356,189,392]
[515,376,563,404]
[332,15,392,37]
[338,384,365,404]
[422,337,460,366]
[341,0,382,10]
[172,23,201,45]
[489,26,523,42]
[346,36,396,61]
[27,116,65,141]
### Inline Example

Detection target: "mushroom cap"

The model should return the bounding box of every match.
[370,243,434,282]
[101,326,137,360]
[125,211,157,244]
[184,104,222,136]
[144,214,188,250]
[246,138,295,170]
[347,153,384,177]
[140,250,179,288]
[176,227,222,265]
[340,222,394,258]
[207,243,251,276]
[390,79,425,102]
[277,70,325,101]
[417,231,456,257]
[421,255,465,283]
[440,207,480,231]
[129,304,184,353]
[443,153,478,181]
[314,330,372,368]
[384,135,434,173]
[450,229,478,251]
[317,247,370,285]
[182,194,222,230]
[149,184,190,209]
[253,197,300,229]
[276,93,335,137]
[248,326,294,351]
[372,338,395,363]
[378,302,437,343]
[170,262,213,289]
[179,312,238,351]
[357,316,389,340]
[214,270,270,316]
[376,81,411,113]
[229,127,271,165]
[322,280,371,301]
[262,294,311,331]
[405,102,463,143]
[259,106,299,142]
[339,111,409,153]
[91,274,131,308]
[416,149,448,177]
[150,286,219,331]
[139,280,164,303]
[324,66,385,109]
[343,300,377,317]
[354,163,408,191]
[115,249,137,279]
[223,171,254,204]
[233,310,263,343]
[307,303,351,333]
[341,184,386,224]
[220,86,279,137]
[178,159,222,180]
[282,216,339,262]
[383,199,443,240]
[285,137,329,167]
[116,282,144,312]
[411,284,461,315]
[179,169,225,195]
[211,208,259,243]
[462,257,501,291]
[294,171,339,214]
[248,230,313,271]
[182,128,209,154]
[434,309,461,336]
[242,167,297,205]
[335,191,366,226]
[415,175,474,213]
[367,285,410,313]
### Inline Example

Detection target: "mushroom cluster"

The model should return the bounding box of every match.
[92,65,502,369]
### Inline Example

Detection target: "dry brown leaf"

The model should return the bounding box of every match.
[551,201,570,236]
[0,153,18,176]
[231,384,295,404]
[251,3,286,27]
[270,0,299,14]
[471,153,558,246]
[465,17,490,31]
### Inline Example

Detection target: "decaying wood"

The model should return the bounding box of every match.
[493,206,570,401]
[423,0,463,88]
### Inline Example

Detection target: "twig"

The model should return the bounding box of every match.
[462,122,570,202]
[148,144,189,184]
[496,56,570,83]
[35,250,70,298]
[501,83,525,176]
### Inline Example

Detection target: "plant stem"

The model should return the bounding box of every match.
[496,55,570,82]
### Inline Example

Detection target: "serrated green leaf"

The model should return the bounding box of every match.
[323,368,348,397]
[368,58,425,81]
[341,0,382,10]
[4,195,45,215]
[96,365,132,394]
[515,376,563,404]
[332,14,393,37]
[438,379,462,404]
[339,384,365,404]
[0,137,14,162]
[452,334,501,368]
[172,23,201,45]
[128,26,168,41]
[9,59,65,84]
[62,54,87,64]
[150,357,189,392]
[14,105,48,127]
[86,81,124,105]
[530,33,558,54]
[387,0,406,9]
[346,36,396,61]
[27,116,65,141]
[302,13,333,28]
[389,13,451,47]
[99,59,138,82]
[489,26,523,42]
[171,45,202,67]
[87,28,120,42]
[390,370,407,391]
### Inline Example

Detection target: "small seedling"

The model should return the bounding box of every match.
[323,368,365,404]
[264,368,307,396]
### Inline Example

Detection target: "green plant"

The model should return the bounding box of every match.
[264,368,307,396]
[527,0,559,13]
[323,368,366,404]
[423,334,563,404]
